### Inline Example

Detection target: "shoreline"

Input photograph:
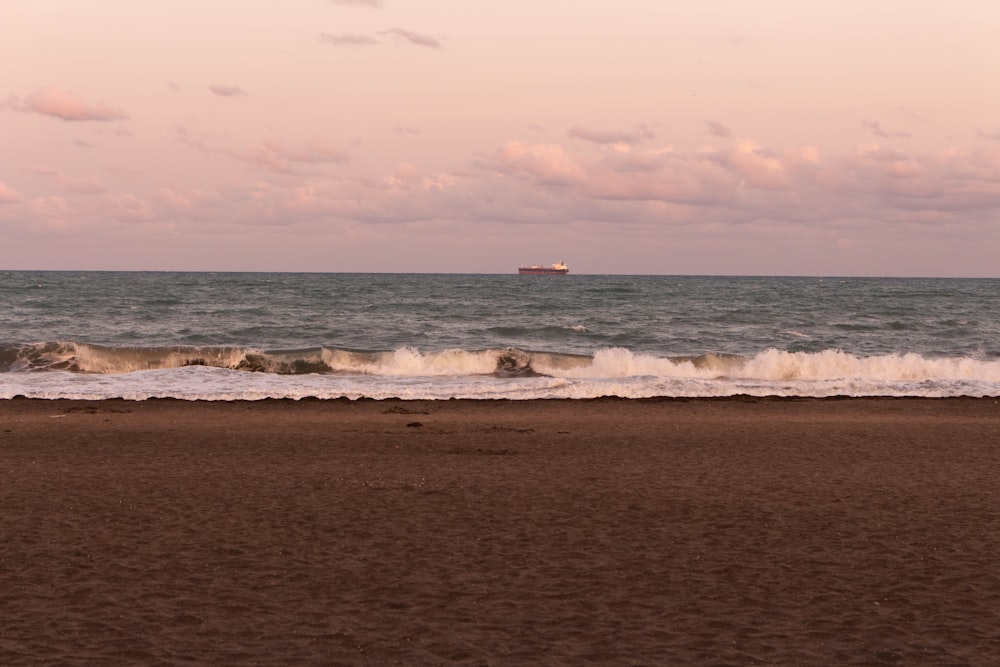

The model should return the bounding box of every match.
[3,396,999,664]
[3,393,999,401]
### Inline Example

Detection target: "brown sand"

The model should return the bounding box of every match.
[1,397,999,665]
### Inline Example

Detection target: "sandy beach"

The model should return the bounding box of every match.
[2,396,999,665]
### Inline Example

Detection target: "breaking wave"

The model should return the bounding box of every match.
[4,341,1000,389]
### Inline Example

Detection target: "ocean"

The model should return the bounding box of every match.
[2,271,999,400]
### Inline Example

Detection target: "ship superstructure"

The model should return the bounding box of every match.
[518,261,569,275]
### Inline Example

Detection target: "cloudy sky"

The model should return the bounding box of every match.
[2,0,999,275]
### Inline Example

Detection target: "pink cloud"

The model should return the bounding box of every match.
[486,138,1000,227]
[280,139,352,165]
[0,182,21,204]
[30,168,105,194]
[8,130,1000,274]
[320,32,380,46]
[13,190,154,230]
[495,141,587,186]
[706,120,734,138]
[725,141,791,190]
[13,87,127,122]
[175,125,211,152]
[378,28,442,49]
[175,128,350,173]
[209,84,247,97]
[862,120,911,139]
[588,152,740,205]
[320,28,443,49]
[225,139,351,173]
[833,146,1000,211]
[567,124,655,145]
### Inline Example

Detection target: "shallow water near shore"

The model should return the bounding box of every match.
[2,271,999,399]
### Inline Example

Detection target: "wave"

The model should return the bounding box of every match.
[4,341,1000,386]
[554,347,1000,384]
[0,341,562,377]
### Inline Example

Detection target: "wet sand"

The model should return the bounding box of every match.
[2,397,999,665]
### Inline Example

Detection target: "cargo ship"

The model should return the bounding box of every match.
[518,261,569,275]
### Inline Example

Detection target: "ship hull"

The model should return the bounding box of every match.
[518,268,569,275]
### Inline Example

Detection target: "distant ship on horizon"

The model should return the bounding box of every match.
[518,261,569,275]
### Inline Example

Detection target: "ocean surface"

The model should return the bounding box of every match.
[2,271,999,400]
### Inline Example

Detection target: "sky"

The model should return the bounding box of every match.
[2,0,999,276]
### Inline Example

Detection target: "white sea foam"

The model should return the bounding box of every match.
[538,347,1000,384]
[322,346,500,376]
[3,347,1000,400]
[741,348,1000,383]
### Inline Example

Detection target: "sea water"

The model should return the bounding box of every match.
[1,271,999,399]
